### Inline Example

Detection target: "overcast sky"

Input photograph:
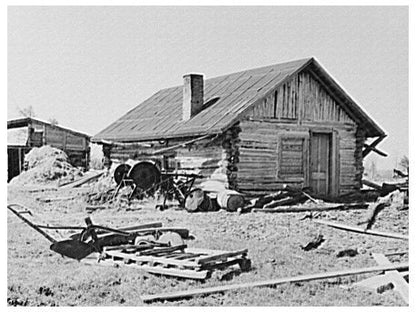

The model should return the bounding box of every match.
[7,6,408,170]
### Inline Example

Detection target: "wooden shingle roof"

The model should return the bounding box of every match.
[92,58,384,143]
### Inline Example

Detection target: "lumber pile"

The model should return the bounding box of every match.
[80,221,251,280]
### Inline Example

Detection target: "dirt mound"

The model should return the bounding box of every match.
[9,146,82,186]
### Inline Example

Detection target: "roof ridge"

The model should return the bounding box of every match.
[155,57,314,92]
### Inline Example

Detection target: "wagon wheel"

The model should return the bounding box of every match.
[113,164,131,185]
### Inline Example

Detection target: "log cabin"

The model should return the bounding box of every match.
[92,58,385,197]
[7,117,91,182]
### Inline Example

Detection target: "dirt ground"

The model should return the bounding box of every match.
[7,185,408,306]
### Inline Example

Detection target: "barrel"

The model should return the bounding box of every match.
[216,190,245,212]
[185,188,212,212]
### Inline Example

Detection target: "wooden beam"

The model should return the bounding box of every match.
[151,134,216,155]
[363,136,386,158]
[363,144,387,157]
[362,179,382,190]
[252,203,368,213]
[372,253,408,304]
[59,171,104,188]
[140,262,409,303]
[314,219,408,240]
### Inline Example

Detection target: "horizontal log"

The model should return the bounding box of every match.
[253,203,368,213]
[362,179,382,190]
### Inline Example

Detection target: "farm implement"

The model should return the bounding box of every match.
[7,203,251,279]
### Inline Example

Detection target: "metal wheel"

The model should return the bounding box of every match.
[114,164,131,185]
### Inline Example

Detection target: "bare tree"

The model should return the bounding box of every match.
[48,117,59,126]
[17,105,36,117]
[399,155,409,174]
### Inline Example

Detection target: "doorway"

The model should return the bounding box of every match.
[310,133,332,195]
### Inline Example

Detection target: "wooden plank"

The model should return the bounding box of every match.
[139,264,209,280]
[352,270,407,292]
[314,219,408,240]
[196,249,248,264]
[372,253,408,304]
[137,244,187,256]
[36,195,77,202]
[140,262,409,303]
[252,203,368,213]
[104,250,201,268]
[84,256,209,280]
[60,171,104,188]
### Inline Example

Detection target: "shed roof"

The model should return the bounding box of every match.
[7,117,91,139]
[92,58,385,143]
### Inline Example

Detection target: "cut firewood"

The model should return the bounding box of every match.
[263,195,307,208]
[253,191,288,208]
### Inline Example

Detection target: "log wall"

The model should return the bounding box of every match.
[237,69,361,196]
[104,69,367,197]
[237,119,360,196]
[106,130,241,192]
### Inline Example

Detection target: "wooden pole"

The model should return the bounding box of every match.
[362,135,386,158]
[60,171,104,188]
[140,262,409,303]
[7,204,57,243]
[151,134,215,155]
[314,219,408,240]
[253,203,368,213]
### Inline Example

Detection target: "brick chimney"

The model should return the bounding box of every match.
[182,73,204,121]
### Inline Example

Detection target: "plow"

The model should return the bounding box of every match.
[7,203,251,279]
[7,203,190,261]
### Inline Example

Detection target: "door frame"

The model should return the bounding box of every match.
[309,129,339,196]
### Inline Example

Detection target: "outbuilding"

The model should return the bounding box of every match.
[92,58,385,196]
[7,117,91,182]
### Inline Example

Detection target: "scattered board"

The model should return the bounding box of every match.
[82,245,251,280]
[314,219,408,240]
[140,262,408,303]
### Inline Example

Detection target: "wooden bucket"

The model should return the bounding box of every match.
[216,190,245,212]
[185,188,212,212]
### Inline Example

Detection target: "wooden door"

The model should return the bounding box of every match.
[310,133,331,195]
[8,148,21,182]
